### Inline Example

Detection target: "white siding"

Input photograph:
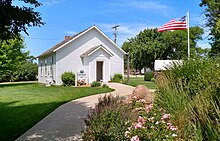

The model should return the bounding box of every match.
[38,54,56,84]
[40,28,124,85]
[86,49,111,83]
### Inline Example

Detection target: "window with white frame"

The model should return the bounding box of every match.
[45,59,47,76]
[50,56,53,76]
[40,60,43,75]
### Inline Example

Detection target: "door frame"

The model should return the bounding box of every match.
[96,61,103,81]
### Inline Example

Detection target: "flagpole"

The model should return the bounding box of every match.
[187,11,190,59]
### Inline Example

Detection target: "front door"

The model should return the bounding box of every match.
[96,61,103,81]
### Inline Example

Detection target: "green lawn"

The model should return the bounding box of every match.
[123,77,158,89]
[0,82,113,141]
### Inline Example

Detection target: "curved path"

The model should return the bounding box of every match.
[16,83,135,141]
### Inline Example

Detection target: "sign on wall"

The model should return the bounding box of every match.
[77,70,86,85]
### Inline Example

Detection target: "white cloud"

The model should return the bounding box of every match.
[97,23,158,46]
[44,0,61,6]
[66,30,77,35]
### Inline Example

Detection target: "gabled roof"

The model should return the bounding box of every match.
[37,25,126,58]
[36,26,91,58]
[80,44,114,57]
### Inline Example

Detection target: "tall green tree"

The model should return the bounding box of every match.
[200,0,220,56]
[122,29,165,71]
[194,47,210,59]
[0,0,44,41]
[0,38,37,82]
[0,38,25,81]
[162,26,204,59]
[122,26,205,71]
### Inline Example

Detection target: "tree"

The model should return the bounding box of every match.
[0,38,37,82]
[161,26,204,59]
[135,29,166,70]
[194,47,210,59]
[200,0,220,56]
[0,0,44,41]
[0,38,26,81]
[19,62,38,81]
[122,29,166,71]
[122,26,205,72]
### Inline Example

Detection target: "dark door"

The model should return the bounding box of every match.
[96,61,103,81]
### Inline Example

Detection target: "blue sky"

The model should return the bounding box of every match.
[17,0,209,57]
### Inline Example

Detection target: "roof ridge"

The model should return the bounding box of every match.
[80,44,114,57]
[37,25,125,58]
[37,25,95,58]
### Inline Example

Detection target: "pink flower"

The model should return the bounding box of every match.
[131,135,140,141]
[167,122,172,126]
[135,116,146,129]
[161,114,171,120]
[169,126,178,131]
[145,103,153,113]
[138,116,146,123]
[135,122,143,129]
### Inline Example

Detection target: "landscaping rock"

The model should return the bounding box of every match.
[131,85,155,104]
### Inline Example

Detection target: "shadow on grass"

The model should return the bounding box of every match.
[0,83,35,88]
[0,100,90,141]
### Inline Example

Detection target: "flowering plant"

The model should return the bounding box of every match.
[83,85,178,141]
[77,78,86,86]
[124,96,178,141]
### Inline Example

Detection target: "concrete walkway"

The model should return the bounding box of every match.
[16,83,135,141]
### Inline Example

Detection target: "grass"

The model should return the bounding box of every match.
[0,82,113,141]
[123,77,157,89]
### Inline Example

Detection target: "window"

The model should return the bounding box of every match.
[45,60,47,76]
[40,60,43,75]
[52,56,53,63]
[50,56,53,76]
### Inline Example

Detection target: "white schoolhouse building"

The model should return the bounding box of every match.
[37,25,126,85]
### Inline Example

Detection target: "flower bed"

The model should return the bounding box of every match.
[83,85,178,140]
[125,93,178,140]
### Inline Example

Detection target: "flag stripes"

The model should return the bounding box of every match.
[157,16,187,32]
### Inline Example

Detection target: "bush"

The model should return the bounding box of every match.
[91,81,101,87]
[151,77,155,82]
[112,73,123,83]
[0,62,38,82]
[83,93,178,140]
[144,71,154,81]
[102,84,109,88]
[19,62,38,81]
[61,72,75,86]
[156,58,220,140]
[83,95,136,141]
[166,58,220,96]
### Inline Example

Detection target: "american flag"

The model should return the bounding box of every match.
[157,16,187,32]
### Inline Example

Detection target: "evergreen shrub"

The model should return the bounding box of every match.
[61,72,75,86]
